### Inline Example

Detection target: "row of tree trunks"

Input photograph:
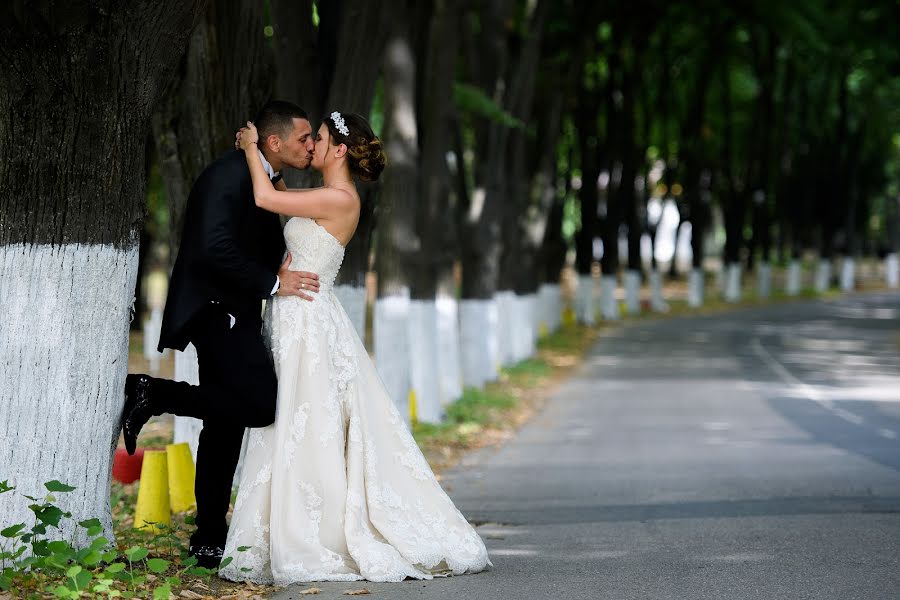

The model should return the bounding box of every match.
[0,0,207,545]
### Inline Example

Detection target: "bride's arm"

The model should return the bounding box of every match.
[239,122,355,219]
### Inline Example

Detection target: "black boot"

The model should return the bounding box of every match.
[122,374,156,456]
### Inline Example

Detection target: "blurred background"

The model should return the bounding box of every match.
[132,0,900,424]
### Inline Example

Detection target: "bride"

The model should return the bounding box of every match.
[218,111,491,584]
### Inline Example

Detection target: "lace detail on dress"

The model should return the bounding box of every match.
[219,218,491,585]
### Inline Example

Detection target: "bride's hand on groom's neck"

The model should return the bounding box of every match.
[238,121,259,152]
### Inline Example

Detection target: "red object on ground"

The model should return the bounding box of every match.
[112,448,144,484]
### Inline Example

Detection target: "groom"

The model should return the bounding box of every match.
[122,100,318,567]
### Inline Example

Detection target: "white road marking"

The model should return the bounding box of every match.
[750,338,883,432]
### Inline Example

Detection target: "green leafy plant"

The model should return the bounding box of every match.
[0,480,246,599]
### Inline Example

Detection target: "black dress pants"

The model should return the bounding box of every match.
[150,304,277,549]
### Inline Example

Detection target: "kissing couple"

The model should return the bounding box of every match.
[123,101,491,584]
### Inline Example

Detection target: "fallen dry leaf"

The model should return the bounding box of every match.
[343,589,371,596]
[298,589,322,595]
[179,591,204,599]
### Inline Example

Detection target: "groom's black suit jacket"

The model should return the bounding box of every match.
[158,150,285,352]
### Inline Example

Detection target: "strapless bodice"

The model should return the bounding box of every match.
[283,217,345,293]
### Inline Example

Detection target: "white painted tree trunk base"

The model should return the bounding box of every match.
[688,268,704,308]
[575,275,595,325]
[548,284,563,332]
[724,263,742,303]
[0,243,138,546]
[648,270,669,312]
[756,263,772,300]
[173,345,202,463]
[374,294,412,424]
[840,257,855,292]
[408,300,443,424]
[523,293,538,357]
[600,275,620,321]
[886,253,899,289]
[510,294,536,362]
[435,296,462,405]
[624,270,641,315]
[537,284,554,336]
[333,284,367,344]
[460,299,500,388]
[786,261,802,296]
[494,290,517,367]
[715,265,726,294]
[814,260,831,293]
[142,307,166,375]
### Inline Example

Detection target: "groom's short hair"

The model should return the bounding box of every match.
[254,100,308,141]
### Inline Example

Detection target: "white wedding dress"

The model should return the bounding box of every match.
[219,217,491,584]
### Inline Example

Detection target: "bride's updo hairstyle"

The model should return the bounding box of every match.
[324,111,386,182]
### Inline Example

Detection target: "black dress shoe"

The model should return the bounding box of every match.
[122,374,155,456]
[188,544,224,569]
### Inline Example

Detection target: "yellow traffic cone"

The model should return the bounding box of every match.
[165,442,196,513]
[408,389,418,425]
[134,450,170,533]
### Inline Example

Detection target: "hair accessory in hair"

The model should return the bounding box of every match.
[330,111,349,136]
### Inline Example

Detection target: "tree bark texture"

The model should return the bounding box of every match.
[152,0,274,260]
[459,0,513,300]
[0,0,206,545]
[414,0,460,301]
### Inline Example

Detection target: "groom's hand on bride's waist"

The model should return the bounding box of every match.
[277,253,319,301]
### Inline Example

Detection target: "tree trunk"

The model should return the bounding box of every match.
[0,0,206,545]
[152,0,273,261]
[374,4,423,423]
[415,0,463,406]
[270,0,319,112]
[458,0,513,386]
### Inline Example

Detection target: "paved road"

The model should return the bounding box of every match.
[273,292,900,600]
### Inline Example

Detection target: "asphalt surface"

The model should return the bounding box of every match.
[272,292,900,600]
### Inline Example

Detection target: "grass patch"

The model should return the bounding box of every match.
[413,322,599,472]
